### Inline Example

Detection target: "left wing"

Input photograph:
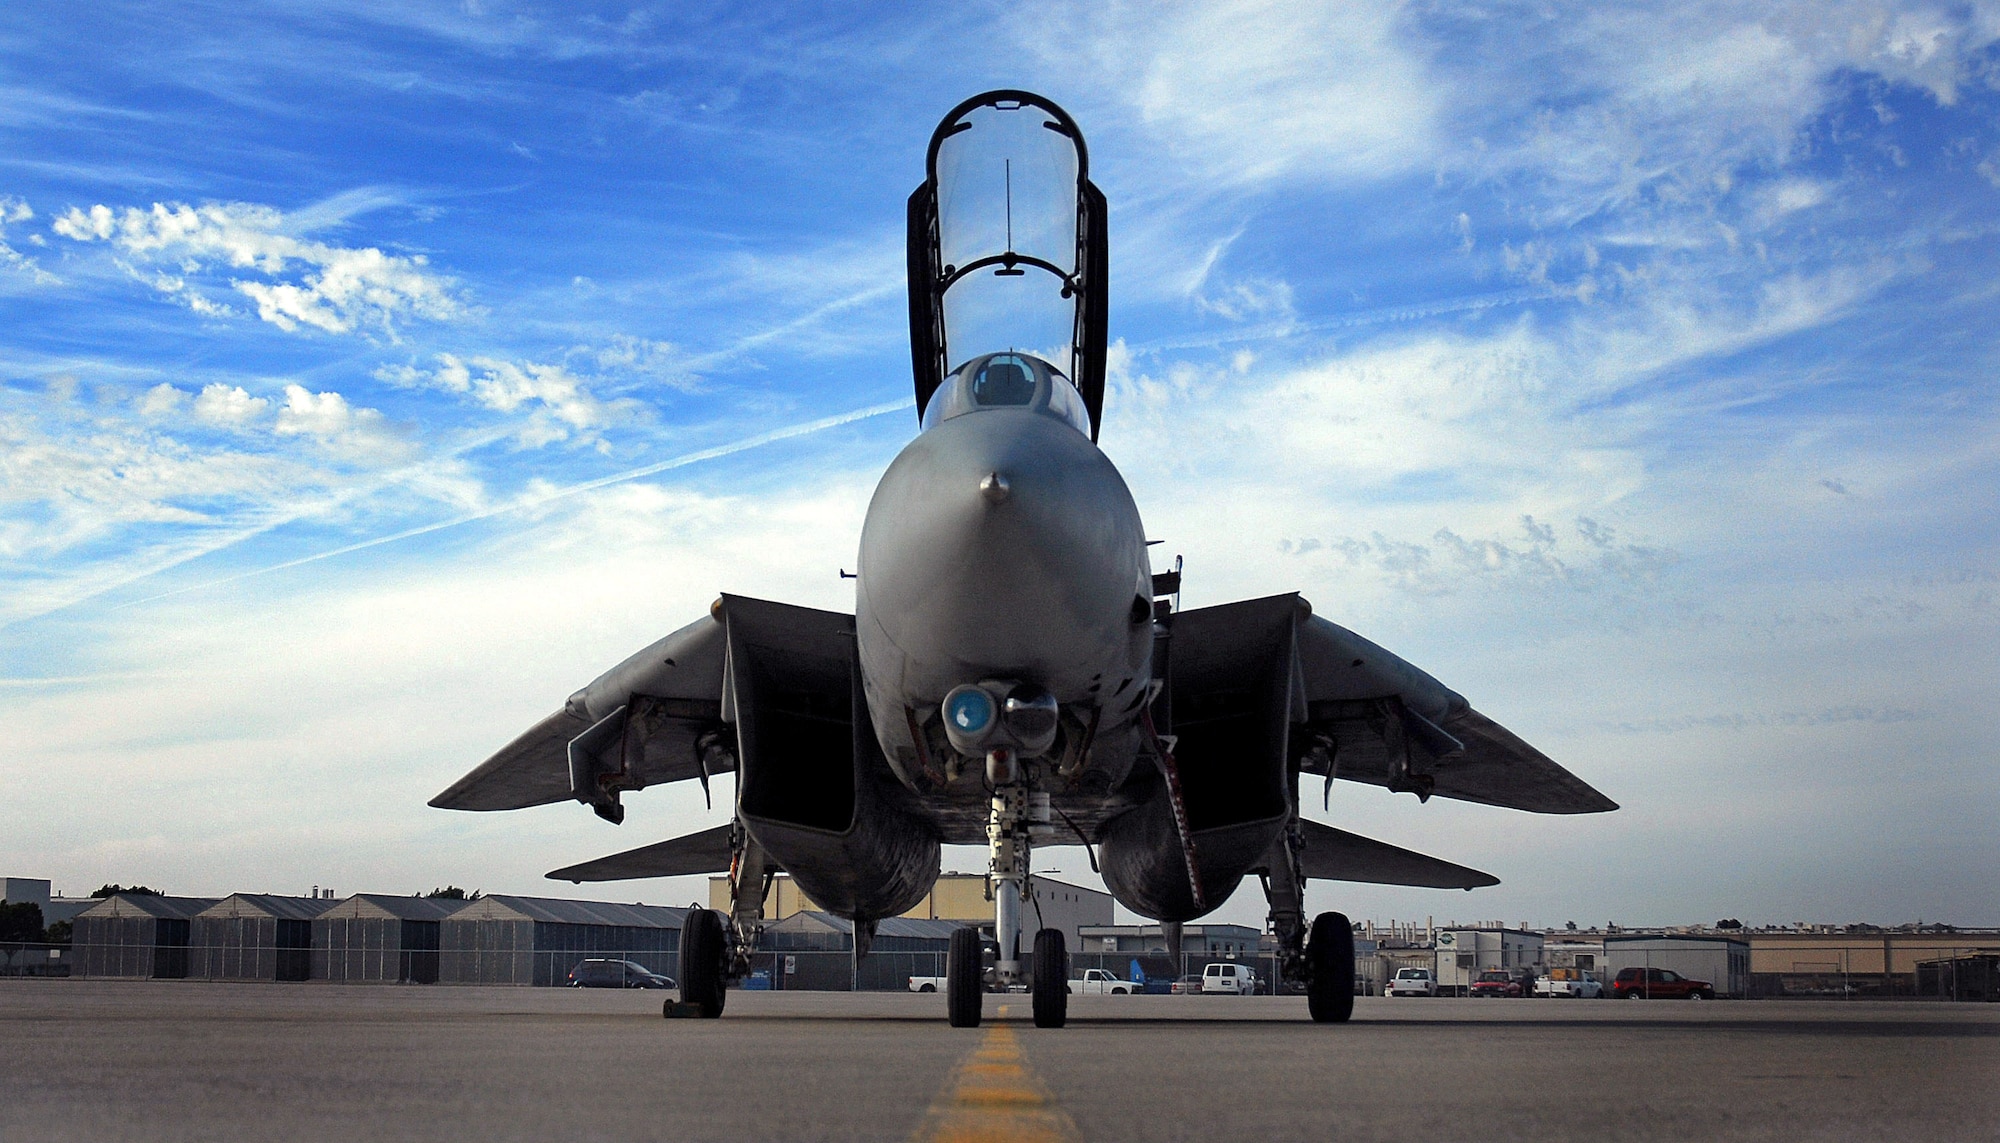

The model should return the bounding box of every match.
[1287,819,1498,889]
[1287,599,1616,814]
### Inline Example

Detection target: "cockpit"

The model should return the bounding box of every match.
[919,351,1093,436]
[908,92,1109,441]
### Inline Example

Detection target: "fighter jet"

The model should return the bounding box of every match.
[429,90,1616,1028]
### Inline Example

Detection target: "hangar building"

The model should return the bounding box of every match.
[314,894,462,984]
[760,911,960,990]
[191,894,338,982]
[710,871,1114,954]
[71,894,218,979]
[438,895,684,986]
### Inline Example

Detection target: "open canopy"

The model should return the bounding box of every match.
[909,91,1108,439]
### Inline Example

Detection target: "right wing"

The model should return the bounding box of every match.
[545,825,735,883]
[428,611,731,813]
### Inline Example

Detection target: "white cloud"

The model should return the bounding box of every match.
[1023,1,1445,187]
[378,353,639,448]
[50,199,467,337]
[0,194,57,285]
[192,383,271,428]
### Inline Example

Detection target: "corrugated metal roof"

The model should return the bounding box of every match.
[197,894,340,921]
[72,894,219,920]
[441,895,686,928]
[317,894,465,921]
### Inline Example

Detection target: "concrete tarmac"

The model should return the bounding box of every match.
[3,981,1996,1141]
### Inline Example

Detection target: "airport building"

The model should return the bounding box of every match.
[313,894,457,984]
[71,894,219,979]
[437,895,685,986]
[759,912,960,990]
[1746,928,2000,999]
[190,894,337,982]
[3,877,97,926]
[1602,934,1751,997]
[1432,927,1546,994]
[709,871,1114,953]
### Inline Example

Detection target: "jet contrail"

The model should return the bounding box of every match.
[114,396,914,609]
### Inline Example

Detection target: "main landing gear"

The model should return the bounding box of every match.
[678,907,729,1019]
[947,746,1066,1028]
[1306,911,1356,1023]
[1264,819,1355,1022]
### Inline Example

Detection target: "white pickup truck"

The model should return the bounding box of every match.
[1067,968,1139,994]
[1387,967,1437,997]
[1534,967,1603,998]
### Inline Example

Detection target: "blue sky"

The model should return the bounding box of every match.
[3,1,1995,929]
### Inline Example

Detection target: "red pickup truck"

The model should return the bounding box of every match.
[1612,966,1715,999]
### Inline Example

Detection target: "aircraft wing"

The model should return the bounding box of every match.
[1289,819,1498,889]
[545,824,735,883]
[1286,597,1615,814]
[429,612,732,813]
[428,707,590,811]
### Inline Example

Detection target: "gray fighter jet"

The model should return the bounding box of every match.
[430,90,1616,1028]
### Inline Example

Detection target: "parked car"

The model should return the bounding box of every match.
[1068,968,1138,994]
[1387,967,1437,997]
[567,959,674,989]
[1535,967,1604,998]
[1170,974,1204,994]
[1469,969,1524,998]
[1201,962,1258,995]
[1611,966,1715,999]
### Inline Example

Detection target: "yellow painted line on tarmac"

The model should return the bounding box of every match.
[911,1005,1082,1143]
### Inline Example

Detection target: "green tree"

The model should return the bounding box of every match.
[91,884,160,898]
[0,901,45,942]
[424,886,481,900]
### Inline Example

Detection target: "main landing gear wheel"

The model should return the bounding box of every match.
[1032,928,1068,1029]
[946,926,983,1028]
[677,907,728,1019]
[1306,911,1355,1024]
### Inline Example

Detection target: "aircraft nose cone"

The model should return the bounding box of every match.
[856,411,1148,696]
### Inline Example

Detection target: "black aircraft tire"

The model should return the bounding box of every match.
[677,908,727,1019]
[1306,911,1356,1024]
[946,926,982,1028]
[1032,928,1068,1029]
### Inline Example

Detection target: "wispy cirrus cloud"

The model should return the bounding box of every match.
[0,196,57,286]
[375,353,642,450]
[51,199,468,336]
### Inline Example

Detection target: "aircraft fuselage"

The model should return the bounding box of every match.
[855,372,1155,808]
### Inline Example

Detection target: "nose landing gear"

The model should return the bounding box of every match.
[945,747,1066,1027]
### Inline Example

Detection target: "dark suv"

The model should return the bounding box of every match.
[567,959,675,989]
[1612,966,1714,999]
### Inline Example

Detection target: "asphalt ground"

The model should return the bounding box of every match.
[3,982,1996,1142]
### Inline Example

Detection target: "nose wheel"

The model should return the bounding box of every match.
[943,748,1061,1027]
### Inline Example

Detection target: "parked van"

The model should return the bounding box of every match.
[1202,962,1258,994]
